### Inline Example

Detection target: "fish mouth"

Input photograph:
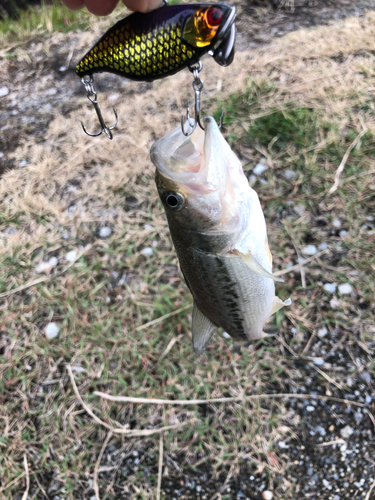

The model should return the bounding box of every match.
[150,116,228,195]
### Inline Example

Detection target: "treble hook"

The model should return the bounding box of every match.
[81,75,118,140]
[181,61,224,136]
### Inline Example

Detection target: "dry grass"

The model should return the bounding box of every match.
[0,6,375,499]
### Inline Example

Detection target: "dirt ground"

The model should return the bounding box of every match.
[1,1,375,499]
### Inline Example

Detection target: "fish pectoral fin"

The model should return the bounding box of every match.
[234,250,284,283]
[270,296,292,316]
[192,303,216,355]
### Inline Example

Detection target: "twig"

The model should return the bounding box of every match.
[136,304,192,331]
[309,363,343,391]
[365,478,375,500]
[158,334,183,362]
[274,249,328,277]
[156,434,163,500]
[328,127,367,195]
[0,245,93,299]
[94,390,369,409]
[94,431,113,500]
[67,365,189,436]
[317,438,345,447]
[21,455,29,500]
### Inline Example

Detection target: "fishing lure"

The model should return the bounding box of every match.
[76,2,236,139]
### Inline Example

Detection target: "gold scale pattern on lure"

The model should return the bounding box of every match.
[76,21,193,79]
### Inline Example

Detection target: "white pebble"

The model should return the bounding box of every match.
[323,283,337,293]
[99,227,112,238]
[332,219,341,228]
[144,224,153,230]
[259,178,267,184]
[339,230,348,238]
[141,247,153,256]
[301,245,317,256]
[318,242,328,250]
[18,159,28,168]
[0,86,9,97]
[306,405,315,412]
[340,425,354,439]
[330,298,341,309]
[253,162,268,175]
[45,322,60,339]
[317,326,328,338]
[248,174,257,184]
[222,332,231,339]
[283,170,296,180]
[59,66,67,72]
[65,250,77,262]
[48,256,58,268]
[294,204,306,216]
[45,87,57,96]
[0,152,4,158]
[313,358,325,366]
[35,262,52,274]
[338,283,353,295]
[108,93,120,101]
[262,492,273,500]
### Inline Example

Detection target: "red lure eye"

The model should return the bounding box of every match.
[207,7,222,26]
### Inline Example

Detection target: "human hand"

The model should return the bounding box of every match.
[62,0,163,16]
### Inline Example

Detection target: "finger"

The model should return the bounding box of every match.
[83,0,120,16]
[122,0,162,13]
[61,0,85,10]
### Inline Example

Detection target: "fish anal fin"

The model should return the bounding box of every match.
[232,250,284,283]
[270,296,292,316]
[192,302,216,355]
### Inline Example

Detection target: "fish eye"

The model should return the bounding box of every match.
[207,7,222,26]
[163,191,184,211]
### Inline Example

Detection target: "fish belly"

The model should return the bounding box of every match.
[175,245,275,342]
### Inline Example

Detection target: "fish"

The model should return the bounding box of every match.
[150,117,291,355]
[76,3,236,81]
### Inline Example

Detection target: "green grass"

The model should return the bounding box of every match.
[0,0,90,42]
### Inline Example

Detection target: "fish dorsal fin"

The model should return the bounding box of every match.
[232,250,284,283]
[270,296,292,316]
[192,302,216,355]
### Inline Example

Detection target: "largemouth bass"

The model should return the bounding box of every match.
[151,117,291,354]
[76,3,236,81]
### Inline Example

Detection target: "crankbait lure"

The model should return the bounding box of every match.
[76,2,236,139]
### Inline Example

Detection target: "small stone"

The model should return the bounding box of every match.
[45,87,58,96]
[59,66,67,72]
[294,204,306,216]
[317,327,328,338]
[260,178,267,184]
[323,283,337,293]
[306,405,315,412]
[65,250,77,262]
[144,224,153,230]
[322,479,331,489]
[312,358,325,366]
[301,245,317,256]
[222,332,231,339]
[0,86,9,97]
[278,441,289,449]
[339,230,348,238]
[330,298,341,309]
[340,425,354,439]
[262,492,273,500]
[248,174,257,184]
[49,257,58,268]
[360,372,372,384]
[108,93,120,101]
[338,283,353,295]
[318,242,328,250]
[196,486,201,493]
[141,247,153,256]
[283,169,296,180]
[366,395,372,404]
[332,496,340,500]
[35,257,58,274]
[45,322,60,339]
[99,227,112,238]
[253,162,268,175]
[332,219,341,228]
[18,159,28,168]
